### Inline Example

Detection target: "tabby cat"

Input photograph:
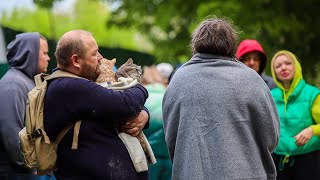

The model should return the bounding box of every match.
[96,58,153,170]
[115,58,142,83]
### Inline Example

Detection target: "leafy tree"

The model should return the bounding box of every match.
[33,0,61,39]
[33,0,60,8]
[107,0,209,64]
[1,0,152,53]
[2,0,320,84]
[107,0,320,84]
[33,0,62,39]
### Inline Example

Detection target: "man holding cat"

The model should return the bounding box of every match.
[43,30,150,179]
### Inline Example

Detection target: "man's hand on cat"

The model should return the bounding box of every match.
[121,110,148,137]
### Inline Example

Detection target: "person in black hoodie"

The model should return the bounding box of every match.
[0,32,50,179]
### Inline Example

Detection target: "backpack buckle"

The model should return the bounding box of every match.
[28,129,43,140]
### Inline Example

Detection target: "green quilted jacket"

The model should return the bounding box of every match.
[271,50,320,156]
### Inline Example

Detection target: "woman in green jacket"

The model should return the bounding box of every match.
[271,50,320,179]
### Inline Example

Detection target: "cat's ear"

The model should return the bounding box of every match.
[127,58,133,65]
[111,58,116,65]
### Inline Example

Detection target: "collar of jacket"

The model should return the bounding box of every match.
[191,53,238,62]
[275,79,305,104]
[287,79,305,103]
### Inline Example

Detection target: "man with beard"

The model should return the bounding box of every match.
[43,30,150,179]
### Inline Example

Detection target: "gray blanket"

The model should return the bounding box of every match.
[163,53,280,180]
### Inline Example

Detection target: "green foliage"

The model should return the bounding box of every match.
[2,8,47,36]
[1,26,156,75]
[33,0,61,9]
[107,0,320,83]
[107,0,208,64]
[1,0,152,53]
[2,0,320,83]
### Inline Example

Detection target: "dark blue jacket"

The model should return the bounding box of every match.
[44,77,149,180]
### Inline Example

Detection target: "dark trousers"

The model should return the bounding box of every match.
[272,150,320,180]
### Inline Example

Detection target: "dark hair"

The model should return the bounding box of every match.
[191,17,238,57]
[54,32,87,66]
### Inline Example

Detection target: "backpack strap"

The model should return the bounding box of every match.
[55,121,82,149]
[47,70,83,81]
[55,124,73,145]
[47,70,84,149]
[71,121,81,150]
[34,73,50,88]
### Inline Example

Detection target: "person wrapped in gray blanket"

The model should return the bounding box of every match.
[163,18,280,180]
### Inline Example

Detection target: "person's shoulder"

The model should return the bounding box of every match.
[0,69,33,89]
[51,76,91,85]
[237,64,262,79]
[304,82,320,93]
[261,74,273,80]
[260,74,277,89]
[235,68,271,92]
[304,81,319,89]
[270,87,281,96]
[48,77,93,91]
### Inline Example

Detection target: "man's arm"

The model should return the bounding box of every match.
[121,109,149,137]
[58,78,149,122]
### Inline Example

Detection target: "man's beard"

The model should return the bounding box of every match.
[80,62,101,81]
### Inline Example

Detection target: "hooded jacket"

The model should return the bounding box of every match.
[270,50,320,156]
[236,39,276,89]
[163,53,280,180]
[0,32,40,173]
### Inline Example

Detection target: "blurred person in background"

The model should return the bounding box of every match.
[142,65,172,180]
[270,50,320,180]
[236,39,276,89]
[156,63,173,87]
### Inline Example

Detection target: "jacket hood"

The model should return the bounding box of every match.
[6,32,40,79]
[236,39,267,74]
[271,50,303,101]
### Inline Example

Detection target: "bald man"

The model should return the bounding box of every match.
[43,30,149,179]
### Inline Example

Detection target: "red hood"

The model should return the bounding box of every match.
[236,39,267,74]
